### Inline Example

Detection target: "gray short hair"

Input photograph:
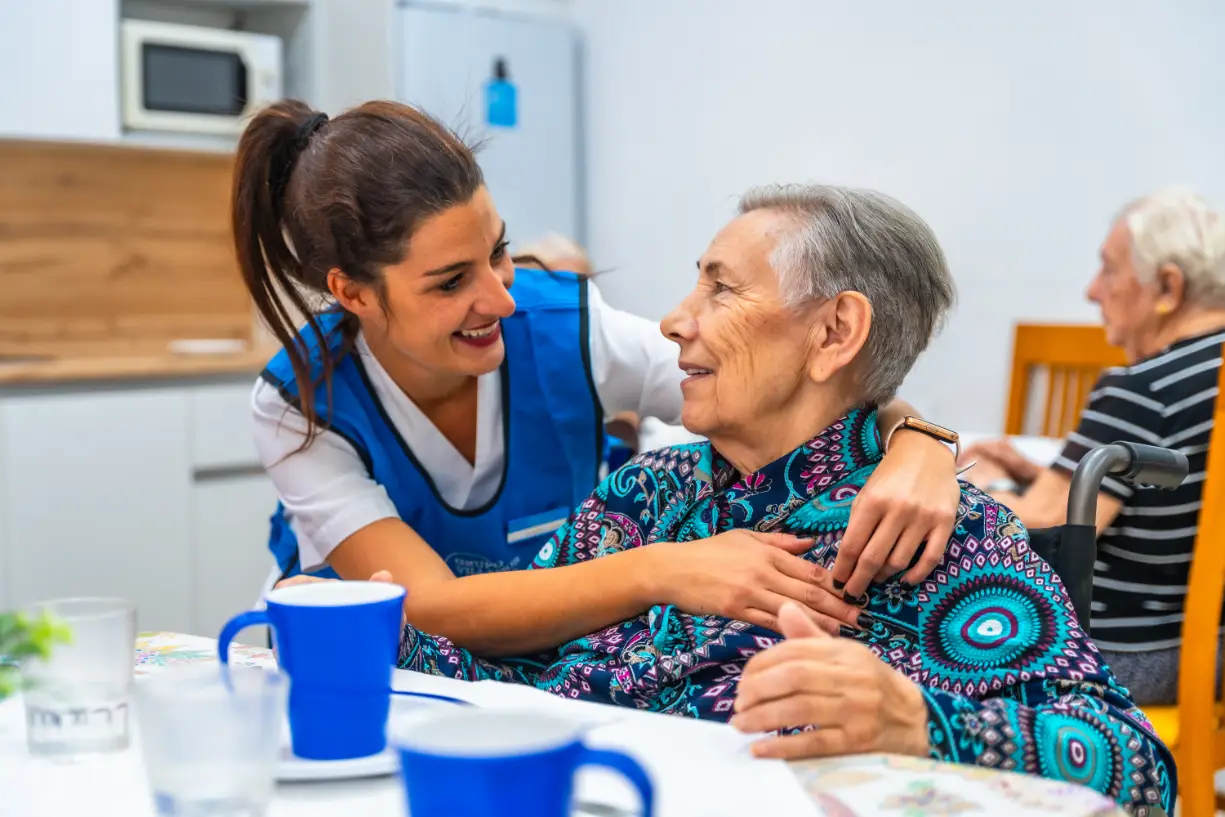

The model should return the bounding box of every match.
[1117,187,1225,308]
[739,183,956,405]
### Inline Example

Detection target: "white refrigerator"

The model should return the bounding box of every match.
[395,5,584,248]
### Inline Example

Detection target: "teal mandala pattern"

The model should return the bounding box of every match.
[920,571,1063,692]
[1033,711,1120,794]
[394,408,1176,816]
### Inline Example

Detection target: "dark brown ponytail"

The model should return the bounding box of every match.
[232,99,484,448]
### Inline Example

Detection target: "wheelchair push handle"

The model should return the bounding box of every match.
[1114,442,1191,489]
[1066,442,1189,526]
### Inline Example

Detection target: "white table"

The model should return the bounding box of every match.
[0,635,817,817]
[0,628,1127,817]
[958,432,1064,468]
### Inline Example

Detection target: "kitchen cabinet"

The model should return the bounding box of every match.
[0,376,280,641]
[191,474,278,645]
[0,0,122,141]
[188,383,263,471]
[0,387,193,632]
[186,381,277,642]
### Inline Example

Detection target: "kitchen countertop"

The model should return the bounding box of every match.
[0,341,277,386]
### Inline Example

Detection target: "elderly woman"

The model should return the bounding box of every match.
[961,188,1225,705]
[392,183,1173,813]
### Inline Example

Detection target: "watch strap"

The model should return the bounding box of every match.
[890,416,961,460]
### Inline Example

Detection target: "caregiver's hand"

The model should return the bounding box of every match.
[832,428,959,598]
[274,569,395,590]
[651,531,867,636]
[731,602,929,760]
[275,571,406,633]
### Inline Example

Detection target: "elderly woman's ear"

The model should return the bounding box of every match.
[804,291,873,385]
[1155,262,1186,314]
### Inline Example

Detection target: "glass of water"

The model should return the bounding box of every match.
[20,597,137,755]
[137,665,287,817]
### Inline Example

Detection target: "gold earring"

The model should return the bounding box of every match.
[1156,302,1172,315]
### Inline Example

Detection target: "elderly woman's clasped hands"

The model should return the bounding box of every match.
[732,602,930,759]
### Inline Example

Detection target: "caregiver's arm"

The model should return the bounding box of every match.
[330,518,859,656]
[832,398,960,597]
[255,382,861,655]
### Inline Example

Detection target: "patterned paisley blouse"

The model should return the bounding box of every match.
[398,409,1175,814]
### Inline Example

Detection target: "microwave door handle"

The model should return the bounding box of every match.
[235,53,249,112]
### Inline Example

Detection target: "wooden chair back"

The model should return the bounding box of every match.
[1169,347,1225,817]
[1005,324,1129,437]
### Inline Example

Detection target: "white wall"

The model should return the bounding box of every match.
[313,0,572,114]
[569,0,1225,432]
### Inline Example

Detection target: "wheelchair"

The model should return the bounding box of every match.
[1027,441,1189,634]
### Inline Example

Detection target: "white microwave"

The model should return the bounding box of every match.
[120,20,283,136]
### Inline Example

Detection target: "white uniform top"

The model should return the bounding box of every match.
[252,281,701,572]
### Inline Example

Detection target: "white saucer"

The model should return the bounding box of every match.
[276,691,469,782]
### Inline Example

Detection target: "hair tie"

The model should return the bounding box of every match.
[295,112,329,150]
[271,112,329,210]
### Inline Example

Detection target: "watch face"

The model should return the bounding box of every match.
[905,417,959,444]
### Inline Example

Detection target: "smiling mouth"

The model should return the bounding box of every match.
[457,322,498,338]
[680,366,713,386]
[453,320,502,348]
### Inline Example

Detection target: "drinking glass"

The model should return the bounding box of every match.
[20,597,137,756]
[137,665,287,817]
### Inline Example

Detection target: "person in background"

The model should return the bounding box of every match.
[961,187,1225,704]
[235,98,963,657]
[388,184,1173,814]
[514,233,641,456]
[514,233,594,277]
[515,233,702,453]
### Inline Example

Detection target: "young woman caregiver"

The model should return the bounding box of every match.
[236,99,964,656]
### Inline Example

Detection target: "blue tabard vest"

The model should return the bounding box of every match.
[261,270,605,581]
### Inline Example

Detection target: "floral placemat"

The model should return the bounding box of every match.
[134,631,274,677]
[791,754,1126,817]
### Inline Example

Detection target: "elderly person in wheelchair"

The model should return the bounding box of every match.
[963,188,1225,706]
[308,184,1178,813]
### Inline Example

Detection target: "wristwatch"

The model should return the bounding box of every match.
[889,416,961,460]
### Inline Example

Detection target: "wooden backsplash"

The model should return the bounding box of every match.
[0,139,250,350]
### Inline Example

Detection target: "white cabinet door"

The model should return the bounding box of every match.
[0,0,121,141]
[1,388,192,633]
[190,475,279,644]
[187,382,260,471]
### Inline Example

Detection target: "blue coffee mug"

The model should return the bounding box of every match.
[218,580,406,761]
[392,709,654,817]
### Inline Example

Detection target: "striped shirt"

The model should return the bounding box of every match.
[1053,328,1224,651]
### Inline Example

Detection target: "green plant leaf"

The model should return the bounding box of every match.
[0,611,72,688]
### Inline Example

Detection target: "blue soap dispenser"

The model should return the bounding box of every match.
[484,57,518,129]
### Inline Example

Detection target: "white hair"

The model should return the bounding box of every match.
[514,233,592,275]
[739,183,956,405]
[1117,187,1225,308]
